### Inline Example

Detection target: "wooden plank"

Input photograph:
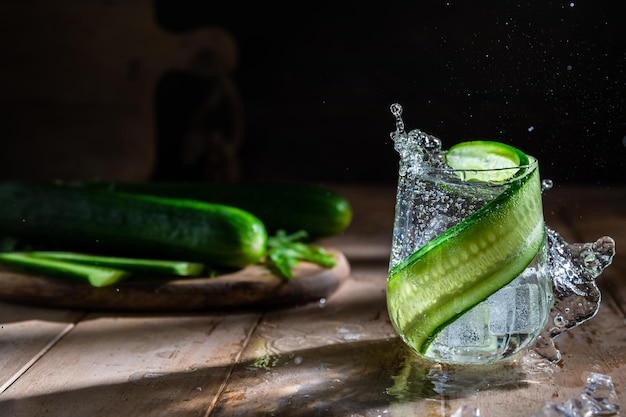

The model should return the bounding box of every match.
[0,303,84,394]
[211,260,445,416]
[0,311,261,417]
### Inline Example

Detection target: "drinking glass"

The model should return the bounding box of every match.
[386,150,554,365]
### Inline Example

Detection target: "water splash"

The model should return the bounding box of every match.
[390,103,405,137]
[389,103,446,175]
[531,230,616,362]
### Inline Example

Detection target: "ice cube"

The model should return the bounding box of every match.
[444,303,491,347]
[530,372,619,417]
[488,282,539,334]
[581,372,620,415]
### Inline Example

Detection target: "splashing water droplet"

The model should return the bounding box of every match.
[541,179,553,192]
[390,103,405,137]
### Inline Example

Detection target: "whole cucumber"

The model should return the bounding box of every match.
[0,182,267,269]
[75,181,353,238]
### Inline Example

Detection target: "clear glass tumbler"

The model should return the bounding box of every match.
[386,147,554,365]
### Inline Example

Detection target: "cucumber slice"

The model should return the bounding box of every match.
[28,251,205,276]
[387,142,544,355]
[445,140,529,182]
[0,252,129,287]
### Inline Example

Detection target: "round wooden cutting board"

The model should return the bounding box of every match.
[0,249,350,311]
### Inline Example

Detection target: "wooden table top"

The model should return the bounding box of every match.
[0,184,624,417]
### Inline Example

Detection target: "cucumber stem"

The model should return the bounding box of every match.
[264,230,337,280]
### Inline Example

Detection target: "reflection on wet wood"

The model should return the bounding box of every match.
[0,185,624,417]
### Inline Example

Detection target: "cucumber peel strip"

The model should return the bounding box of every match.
[388,142,544,355]
[28,251,205,277]
[0,252,129,287]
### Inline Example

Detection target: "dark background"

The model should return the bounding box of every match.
[155,1,626,186]
[1,1,624,186]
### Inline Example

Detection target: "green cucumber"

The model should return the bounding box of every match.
[28,251,205,276]
[387,143,544,355]
[0,182,267,269]
[69,181,353,238]
[0,252,128,287]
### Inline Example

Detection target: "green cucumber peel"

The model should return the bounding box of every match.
[28,251,205,277]
[0,252,129,287]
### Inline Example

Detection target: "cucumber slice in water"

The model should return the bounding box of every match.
[387,141,544,355]
[445,140,529,182]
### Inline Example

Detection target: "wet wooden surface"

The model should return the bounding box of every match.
[0,184,624,417]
